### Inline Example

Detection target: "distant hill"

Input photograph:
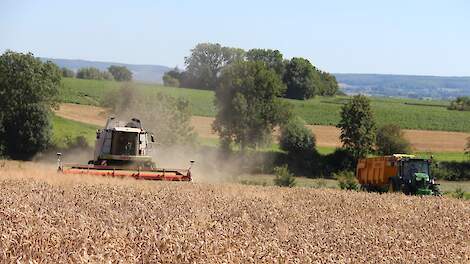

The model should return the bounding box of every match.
[335,73,470,100]
[41,58,170,83]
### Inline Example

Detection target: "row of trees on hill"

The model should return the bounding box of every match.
[163,43,339,99]
[60,65,132,81]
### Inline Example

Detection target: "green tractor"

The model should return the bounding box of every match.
[357,155,440,195]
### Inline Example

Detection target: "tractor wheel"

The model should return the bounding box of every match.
[388,177,399,193]
[388,181,395,193]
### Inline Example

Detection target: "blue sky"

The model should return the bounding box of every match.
[1,0,469,76]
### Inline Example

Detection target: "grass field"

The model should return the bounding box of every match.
[60,78,470,132]
[0,161,468,263]
[51,115,99,149]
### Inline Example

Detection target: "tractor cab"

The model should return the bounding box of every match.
[398,158,438,195]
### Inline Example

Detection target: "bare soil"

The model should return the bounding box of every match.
[56,103,470,152]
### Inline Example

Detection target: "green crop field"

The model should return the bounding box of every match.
[60,78,470,132]
[51,115,99,149]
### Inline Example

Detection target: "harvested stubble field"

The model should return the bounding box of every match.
[1,162,469,263]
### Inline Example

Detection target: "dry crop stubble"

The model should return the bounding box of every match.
[0,161,469,263]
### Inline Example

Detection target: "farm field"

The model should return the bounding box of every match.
[60,78,470,132]
[0,161,469,263]
[54,103,470,155]
[51,115,99,148]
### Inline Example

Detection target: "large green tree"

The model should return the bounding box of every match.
[184,43,245,90]
[108,65,132,81]
[246,49,284,77]
[337,95,376,159]
[213,61,287,150]
[283,57,320,100]
[0,51,61,159]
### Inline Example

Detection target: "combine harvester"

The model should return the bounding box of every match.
[356,154,440,195]
[57,117,193,181]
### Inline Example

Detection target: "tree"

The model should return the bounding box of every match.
[184,43,245,90]
[61,67,75,78]
[76,67,113,80]
[376,124,411,155]
[108,65,132,81]
[318,71,339,96]
[337,95,376,159]
[213,61,287,150]
[0,51,61,159]
[283,57,320,100]
[77,67,101,80]
[246,49,284,77]
[101,71,114,80]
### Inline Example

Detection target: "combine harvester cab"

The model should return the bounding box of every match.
[356,154,440,195]
[57,117,193,181]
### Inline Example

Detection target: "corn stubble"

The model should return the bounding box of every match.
[0,162,469,263]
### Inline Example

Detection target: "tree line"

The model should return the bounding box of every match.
[60,65,133,82]
[163,43,340,99]
[448,96,470,111]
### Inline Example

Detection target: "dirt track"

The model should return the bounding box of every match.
[56,103,469,152]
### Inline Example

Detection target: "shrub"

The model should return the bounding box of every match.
[76,67,113,80]
[454,187,465,199]
[448,96,470,111]
[432,161,470,181]
[322,148,356,177]
[273,165,296,187]
[61,67,75,78]
[376,124,411,155]
[163,74,180,87]
[278,117,320,176]
[334,171,359,190]
[280,117,316,154]
[313,178,327,189]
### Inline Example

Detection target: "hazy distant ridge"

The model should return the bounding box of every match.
[41,57,170,83]
[335,73,470,99]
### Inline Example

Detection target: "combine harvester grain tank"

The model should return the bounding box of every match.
[58,117,193,181]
